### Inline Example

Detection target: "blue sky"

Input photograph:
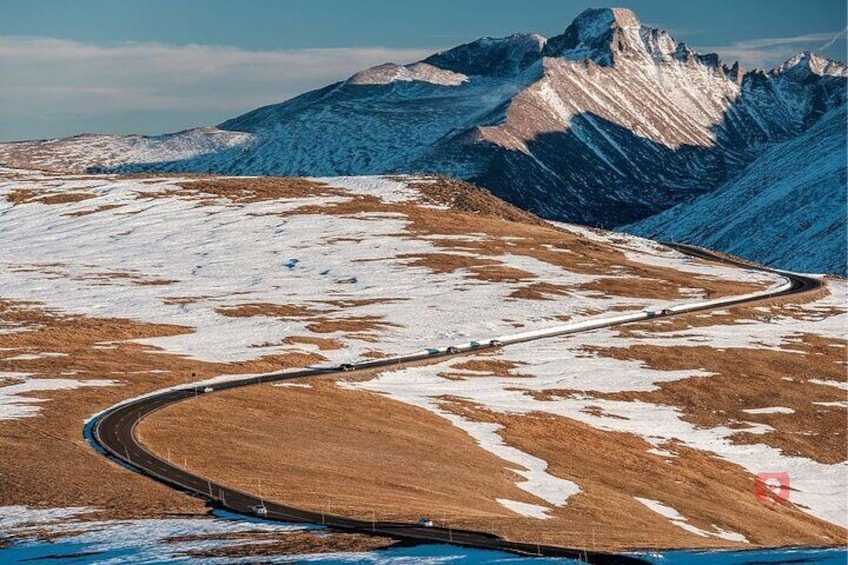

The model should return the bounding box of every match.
[2,0,845,141]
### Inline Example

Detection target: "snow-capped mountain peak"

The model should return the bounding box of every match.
[543,7,731,70]
[544,7,652,66]
[773,51,848,77]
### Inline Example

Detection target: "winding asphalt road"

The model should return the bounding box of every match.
[88,243,822,564]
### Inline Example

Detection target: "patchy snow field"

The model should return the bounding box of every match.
[0,372,115,420]
[3,168,840,545]
[0,168,779,368]
[346,280,847,528]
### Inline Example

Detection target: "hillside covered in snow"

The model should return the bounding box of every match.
[627,106,847,275]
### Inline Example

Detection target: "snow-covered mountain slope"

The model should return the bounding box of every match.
[453,19,845,226]
[626,106,847,275]
[0,8,844,259]
[0,127,253,173]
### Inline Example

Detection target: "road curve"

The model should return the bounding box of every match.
[88,244,822,564]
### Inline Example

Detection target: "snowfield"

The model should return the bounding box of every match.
[0,373,115,420]
[0,169,780,367]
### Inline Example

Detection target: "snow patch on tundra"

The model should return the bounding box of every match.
[496,499,553,519]
[0,373,116,421]
[634,498,748,543]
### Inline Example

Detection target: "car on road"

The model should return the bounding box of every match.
[661,309,673,315]
[446,346,460,354]
[644,310,657,318]
[417,517,434,527]
[202,386,214,393]
[489,339,504,348]
[251,504,268,516]
[338,363,355,372]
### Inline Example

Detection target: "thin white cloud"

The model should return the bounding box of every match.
[717,31,840,50]
[0,36,437,139]
[699,30,846,69]
[818,27,848,51]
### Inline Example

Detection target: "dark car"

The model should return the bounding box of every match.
[339,363,355,372]
[661,309,673,316]
[446,346,460,354]
[489,339,504,348]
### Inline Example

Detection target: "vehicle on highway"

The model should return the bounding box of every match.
[202,386,214,393]
[446,346,460,354]
[339,363,355,372]
[489,339,504,348]
[251,504,268,516]
[644,310,657,318]
[418,517,434,527]
[661,309,673,315]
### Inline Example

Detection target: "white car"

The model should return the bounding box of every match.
[203,386,214,393]
[252,504,268,516]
